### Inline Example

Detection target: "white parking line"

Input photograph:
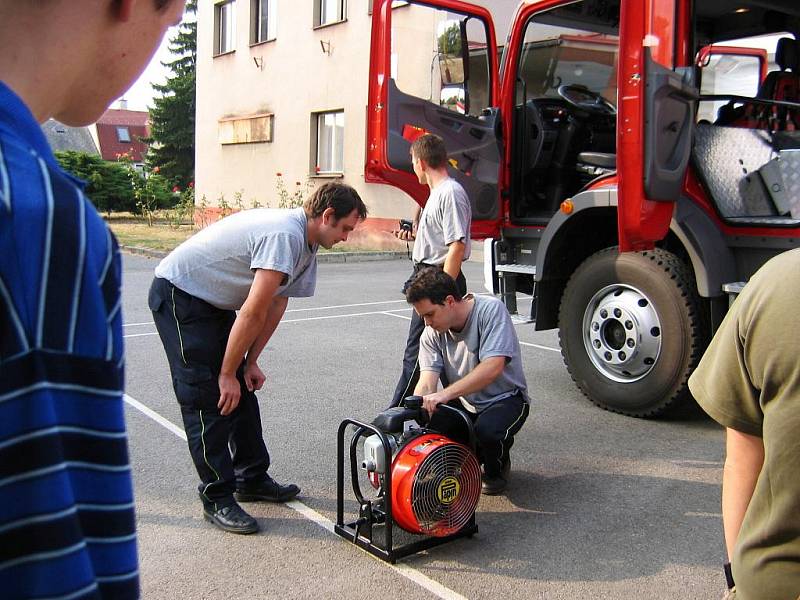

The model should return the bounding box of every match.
[382,311,412,321]
[282,310,407,323]
[122,309,409,338]
[123,310,562,355]
[123,394,186,441]
[122,392,467,600]
[285,299,408,313]
[519,341,560,353]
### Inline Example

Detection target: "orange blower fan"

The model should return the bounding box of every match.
[335,396,480,563]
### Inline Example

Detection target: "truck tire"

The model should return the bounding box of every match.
[558,247,705,417]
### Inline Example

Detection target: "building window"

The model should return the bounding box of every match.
[314,111,344,174]
[251,0,276,44]
[315,0,345,27]
[214,1,236,55]
[116,127,131,143]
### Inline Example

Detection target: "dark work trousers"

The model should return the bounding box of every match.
[390,264,467,407]
[148,277,271,511]
[429,393,529,478]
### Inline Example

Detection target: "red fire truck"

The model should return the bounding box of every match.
[365,0,800,417]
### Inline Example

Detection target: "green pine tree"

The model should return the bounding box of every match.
[146,0,196,189]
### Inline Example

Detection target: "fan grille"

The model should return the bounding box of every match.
[409,442,481,536]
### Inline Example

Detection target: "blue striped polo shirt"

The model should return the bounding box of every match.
[0,81,139,598]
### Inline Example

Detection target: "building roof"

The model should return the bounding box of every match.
[94,109,151,162]
[97,108,150,127]
[42,119,99,155]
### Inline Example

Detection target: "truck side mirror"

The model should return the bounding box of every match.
[437,20,466,86]
[437,17,472,114]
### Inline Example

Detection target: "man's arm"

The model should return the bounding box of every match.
[414,370,440,397]
[418,356,506,416]
[722,427,764,560]
[442,240,465,281]
[218,268,285,416]
[247,295,288,362]
[239,295,289,394]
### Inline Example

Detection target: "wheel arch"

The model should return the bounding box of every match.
[667,197,736,298]
[535,190,732,329]
[534,188,618,330]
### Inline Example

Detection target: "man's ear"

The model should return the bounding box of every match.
[322,206,337,225]
[113,0,135,22]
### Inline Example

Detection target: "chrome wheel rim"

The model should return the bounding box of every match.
[582,285,662,383]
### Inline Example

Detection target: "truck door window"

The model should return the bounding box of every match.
[517,1,619,105]
[391,3,492,117]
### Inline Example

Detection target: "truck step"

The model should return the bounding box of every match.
[722,281,746,306]
[496,263,537,275]
[722,281,745,295]
[509,313,535,325]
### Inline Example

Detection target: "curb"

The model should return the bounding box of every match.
[317,250,408,263]
[120,245,409,264]
[121,245,169,259]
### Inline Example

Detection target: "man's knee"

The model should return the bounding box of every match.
[475,399,529,443]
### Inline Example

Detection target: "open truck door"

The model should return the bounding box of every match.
[616,0,697,251]
[366,0,501,239]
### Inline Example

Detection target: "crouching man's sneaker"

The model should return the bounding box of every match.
[481,474,507,495]
[203,502,259,535]
[235,474,300,503]
[481,458,511,496]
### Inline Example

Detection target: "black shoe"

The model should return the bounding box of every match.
[235,474,300,503]
[481,474,507,495]
[482,457,511,496]
[203,503,259,534]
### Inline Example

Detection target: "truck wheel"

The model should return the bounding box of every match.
[558,247,705,417]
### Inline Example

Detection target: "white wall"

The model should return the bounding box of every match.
[195,1,515,224]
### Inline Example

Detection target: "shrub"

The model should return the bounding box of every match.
[55,151,137,215]
[276,173,314,209]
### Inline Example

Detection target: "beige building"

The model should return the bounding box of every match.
[195,0,514,244]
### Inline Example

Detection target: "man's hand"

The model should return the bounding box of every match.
[422,391,451,416]
[243,361,266,392]
[218,372,241,416]
[393,228,415,242]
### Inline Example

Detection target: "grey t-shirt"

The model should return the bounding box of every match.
[154,207,317,310]
[412,177,471,265]
[418,294,528,411]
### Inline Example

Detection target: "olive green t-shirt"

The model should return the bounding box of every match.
[688,249,800,600]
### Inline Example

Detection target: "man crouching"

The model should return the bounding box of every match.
[406,268,530,495]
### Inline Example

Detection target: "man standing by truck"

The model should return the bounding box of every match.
[392,133,471,406]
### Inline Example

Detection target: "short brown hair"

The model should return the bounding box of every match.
[303,182,368,220]
[405,267,461,305]
[410,133,448,169]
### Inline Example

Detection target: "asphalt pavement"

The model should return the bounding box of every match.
[121,253,727,599]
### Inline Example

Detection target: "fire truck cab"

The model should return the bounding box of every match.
[366,0,800,417]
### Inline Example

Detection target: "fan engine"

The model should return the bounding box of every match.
[335,397,480,562]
